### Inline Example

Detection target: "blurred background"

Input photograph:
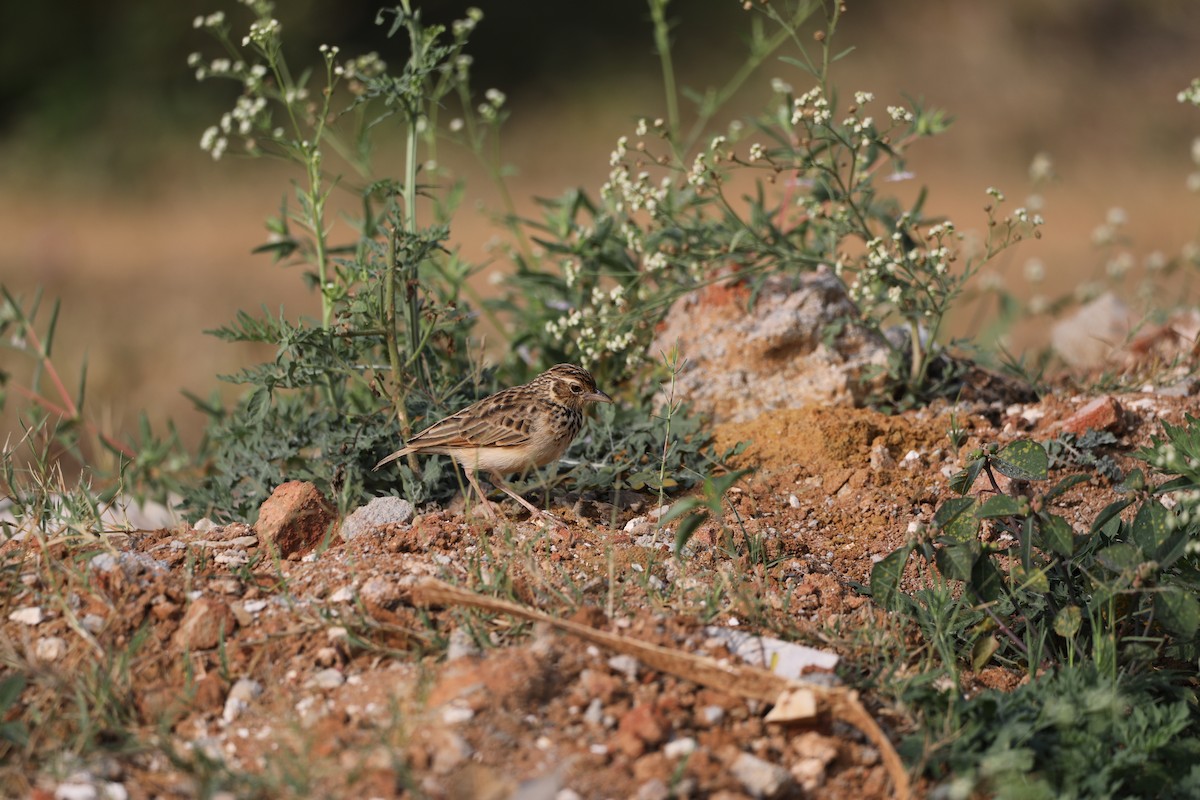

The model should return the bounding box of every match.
[2,0,1199,450]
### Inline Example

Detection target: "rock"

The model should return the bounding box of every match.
[9,606,44,626]
[35,636,67,662]
[172,597,236,651]
[428,729,472,775]
[339,496,414,541]
[311,668,345,689]
[446,627,482,662]
[636,779,670,800]
[255,481,335,558]
[608,654,639,680]
[1061,395,1124,435]
[222,678,263,723]
[730,752,795,799]
[650,270,889,424]
[1051,292,1133,367]
[663,737,697,759]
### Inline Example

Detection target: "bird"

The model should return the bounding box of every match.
[374,364,613,523]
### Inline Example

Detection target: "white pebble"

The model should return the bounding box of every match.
[9,606,44,626]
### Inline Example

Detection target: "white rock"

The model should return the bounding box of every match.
[311,668,345,689]
[55,783,97,800]
[193,517,219,532]
[441,704,475,725]
[339,496,415,541]
[446,627,481,662]
[731,752,794,799]
[223,678,263,723]
[608,654,639,680]
[9,606,44,626]
[663,737,697,758]
[328,586,355,603]
[35,636,67,662]
[623,515,649,533]
[704,626,839,677]
[82,614,106,634]
[636,779,669,800]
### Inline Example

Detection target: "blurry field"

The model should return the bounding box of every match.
[2,1,1198,449]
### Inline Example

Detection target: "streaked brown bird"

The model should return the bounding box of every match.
[374,364,612,522]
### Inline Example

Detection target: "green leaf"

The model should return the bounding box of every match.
[970,556,1004,603]
[0,673,25,711]
[1039,514,1074,558]
[933,497,979,542]
[672,511,707,555]
[245,385,271,423]
[1095,542,1142,574]
[1054,605,1082,638]
[936,541,980,582]
[1090,499,1132,536]
[976,495,1023,519]
[1155,585,1200,638]
[658,497,704,526]
[1131,500,1172,557]
[991,440,1048,481]
[971,634,999,671]
[870,544,914,611]
[949,458,984,495]
[1011,562,1049,594]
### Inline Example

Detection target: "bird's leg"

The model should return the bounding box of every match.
[489,472,563,526]
[462,469,500,520]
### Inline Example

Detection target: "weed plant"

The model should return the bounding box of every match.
[870,416,1200,796]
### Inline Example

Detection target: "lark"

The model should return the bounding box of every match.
[374,364,612,523]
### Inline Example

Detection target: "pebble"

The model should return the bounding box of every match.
[223,678,263,723]
[9,606,44,626]
[328,586,355,603]
[731,752,795,799]
[311,668,345,689]
[446,627,481,662]
[663,737,697,758]
[608,654,639,680]
[636,779,669,800]
[35,636,67,662]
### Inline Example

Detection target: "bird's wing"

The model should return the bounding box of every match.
[407,401,532,449]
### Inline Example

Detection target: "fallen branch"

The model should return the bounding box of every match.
[413,577,911,800]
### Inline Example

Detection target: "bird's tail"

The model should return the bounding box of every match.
[373,448,409,471]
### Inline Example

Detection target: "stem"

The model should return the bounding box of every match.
[649,0,680,148]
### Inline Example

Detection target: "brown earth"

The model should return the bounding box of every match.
[5,384,1198,799]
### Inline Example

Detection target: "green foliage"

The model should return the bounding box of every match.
[1047,430,1124,483]
[872,417,1200,796]
[489,2,1042,406]
[182,2,490,520]
[911,667,1200,800]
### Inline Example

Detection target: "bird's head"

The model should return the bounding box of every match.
[534,363,613,409]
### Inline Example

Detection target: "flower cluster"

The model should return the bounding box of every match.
[542,284,638,369]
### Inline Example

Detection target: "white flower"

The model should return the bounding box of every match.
[748,143,765,162]
[853,91,874,105]
[449,118,464,132]
[485,88,506,107]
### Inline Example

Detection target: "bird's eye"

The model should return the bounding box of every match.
[570,383,583,394]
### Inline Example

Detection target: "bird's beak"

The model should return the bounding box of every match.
[586,390,613,404]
